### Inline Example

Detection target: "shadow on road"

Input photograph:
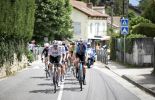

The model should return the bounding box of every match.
[29,88,59,94]
[65,78,76,81]
[30,76,46,79]
[63,87,82,92]
[38,83,53,86]
[64,81,79,85]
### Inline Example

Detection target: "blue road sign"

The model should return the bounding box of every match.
[121,27,128,35]
[121,18,129,35]
[121,19,128,26]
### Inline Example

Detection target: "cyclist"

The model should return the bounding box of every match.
[58,41,66,82]
[48,41,62,86]
[75,40,87,85]
[86,43,96,67]
[62,42,69,72]
[41,43,49,71]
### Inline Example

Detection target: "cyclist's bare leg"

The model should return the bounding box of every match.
[57,65,61,86]
[61,64,65,81]
[44,57,48,70]
[48,63,53,81]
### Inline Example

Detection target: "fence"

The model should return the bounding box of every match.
[96,48,108,65]
[113,38,154,67]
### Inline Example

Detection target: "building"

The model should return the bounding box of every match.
[107,16,121,34]
[70,0,109,48]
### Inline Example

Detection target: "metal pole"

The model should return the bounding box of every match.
[111,0,114,29]
[123,0,125,16]
[124,35,125,63]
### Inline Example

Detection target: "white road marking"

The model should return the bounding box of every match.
[57,82,64,100]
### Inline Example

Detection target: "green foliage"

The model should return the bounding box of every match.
[34,0,73,42]
[139,0,152,11]
[109,33,120,60]
[0,0,35,41]
[110,38,116,60]
[128,10,136,20]
[0,0,35,67]
[127,34,146,38]
[113,0,123,16]
[142,0,155,23]
[129,16,151,34]
[27,51,34,62]
[132,23,155,37]
[0,39,27,67]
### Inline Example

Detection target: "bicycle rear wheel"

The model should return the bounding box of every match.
[53,68,57,93]
[79,63,83,91]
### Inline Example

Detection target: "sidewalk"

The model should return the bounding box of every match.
[97,61,155,97]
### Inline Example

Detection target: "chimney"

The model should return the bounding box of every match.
[87,2,93,9]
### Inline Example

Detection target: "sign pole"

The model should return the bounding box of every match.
[124,34,126,63]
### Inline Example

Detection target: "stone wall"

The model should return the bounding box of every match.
[0,54,28,78]
[115,38,154,67]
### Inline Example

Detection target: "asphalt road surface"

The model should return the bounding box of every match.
[0,61,153,100]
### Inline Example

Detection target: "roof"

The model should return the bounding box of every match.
[70,0,108,18]
[108,16,121,28]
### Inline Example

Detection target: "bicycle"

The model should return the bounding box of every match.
[44,58,50,78]
[50,63,59,93]
[77,61,84,91]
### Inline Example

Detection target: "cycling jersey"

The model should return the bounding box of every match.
[86,48,94,58]
[48,45,62,57]
[42,47,49,57]
[61,46,66,55]
[76,43,86,55]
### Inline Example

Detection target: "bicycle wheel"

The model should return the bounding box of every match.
[79,63,83,91]
[53,68,57,93]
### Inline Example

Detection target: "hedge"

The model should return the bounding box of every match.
[0,0,35,41]
[0,0,35,67]
[132,23,155,37]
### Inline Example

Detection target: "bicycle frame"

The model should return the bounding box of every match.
[78,61,84,91]
[52,63,59,93]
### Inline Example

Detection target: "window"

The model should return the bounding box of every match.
[72,22,81,34]
[95,23,100,35]
[90,23,93,34]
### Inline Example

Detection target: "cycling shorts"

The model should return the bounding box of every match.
[49,55,61,67]
[76,53,85,65]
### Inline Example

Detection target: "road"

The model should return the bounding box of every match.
[0,61,154,100]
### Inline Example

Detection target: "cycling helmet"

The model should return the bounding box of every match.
[87,42,91,47]
[44,43,49,47]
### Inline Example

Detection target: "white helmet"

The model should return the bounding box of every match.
[57,41,62,45]
[44,43,49,47]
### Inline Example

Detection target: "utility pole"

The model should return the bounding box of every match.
[123,0,129,17]
[111,0,114,29]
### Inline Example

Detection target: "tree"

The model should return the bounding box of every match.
[132,23,155,37]
[142,0,155,23]
[129,16,151,34]
[128,10,136,20]
[34,0,72,42]
[139,0,152,11]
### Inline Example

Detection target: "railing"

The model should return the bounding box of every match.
[96,49,108,65]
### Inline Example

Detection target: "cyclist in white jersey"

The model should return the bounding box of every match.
[57,41,66,82]
[48,41,62,86]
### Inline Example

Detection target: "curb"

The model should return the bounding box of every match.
[122,75,155,97]
[104,63,155,97]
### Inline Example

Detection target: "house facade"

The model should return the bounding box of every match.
[70,0,109,43]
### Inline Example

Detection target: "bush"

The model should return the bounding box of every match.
[129,16,151,34]
[0,0,35,67]
[27,51,34,63]
[132,23,155,37]
[0,0,35,41]
[127,34,146,38]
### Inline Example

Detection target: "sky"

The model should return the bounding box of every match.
[129,0,140,6]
